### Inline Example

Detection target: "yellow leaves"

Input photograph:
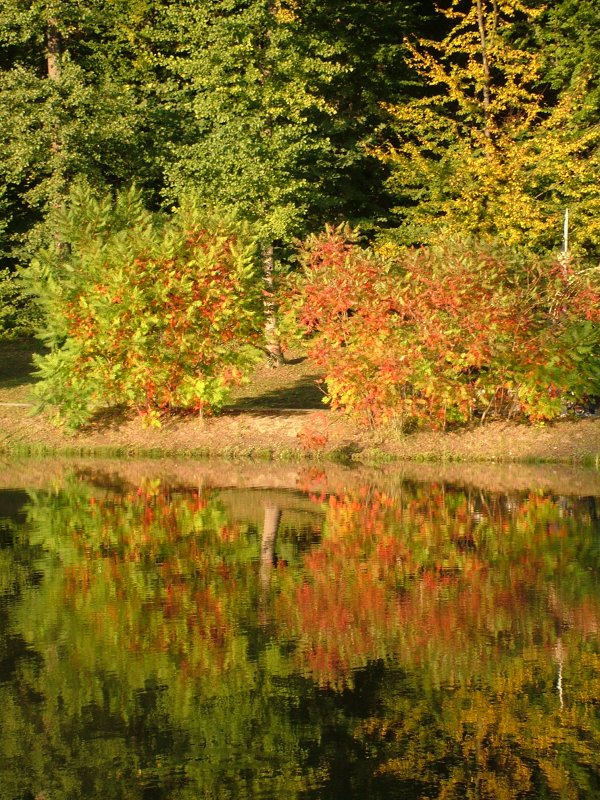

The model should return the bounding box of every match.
[272,0,299,24]
[401,0,543,136]
[440,0,545,25]
[373,241,403,260]
[499,0,546,19]
[376,0,600,255]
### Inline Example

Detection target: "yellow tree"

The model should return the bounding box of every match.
[378,0,600,258]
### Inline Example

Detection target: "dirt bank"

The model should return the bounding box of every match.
[1,398,599,466]
[1,340,599,465]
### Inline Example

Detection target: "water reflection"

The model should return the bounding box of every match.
[0,465,598,799]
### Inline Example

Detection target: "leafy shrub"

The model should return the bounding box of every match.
[289,227,600,427]
[27,187,264,427]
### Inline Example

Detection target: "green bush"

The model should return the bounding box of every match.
[27,187,265,427]
[0,268,39,339]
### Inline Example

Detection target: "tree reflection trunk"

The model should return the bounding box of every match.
[259,504,281,623]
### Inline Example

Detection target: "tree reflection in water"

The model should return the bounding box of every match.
[0,468,598,799]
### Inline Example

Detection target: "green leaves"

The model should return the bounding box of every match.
[0,0,179,270]
[160,0,347,243]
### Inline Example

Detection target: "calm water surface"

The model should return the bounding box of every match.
[0,463,599,799]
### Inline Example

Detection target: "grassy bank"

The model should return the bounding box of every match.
[1,338,599,466]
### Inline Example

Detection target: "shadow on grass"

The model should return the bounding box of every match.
[225,373,326,412]
[82,386,327,432]
[1,340,327,424]
[80,405,134,432]
[0,338,45,389]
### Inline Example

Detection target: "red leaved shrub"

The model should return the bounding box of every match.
[289,227,600,427]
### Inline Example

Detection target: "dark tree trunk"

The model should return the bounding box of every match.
[475,0,492,140]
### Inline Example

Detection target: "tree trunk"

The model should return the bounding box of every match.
[263,244,286,366]
[47,16,62,161]
[47,15,68,255]
[47,17,61,83]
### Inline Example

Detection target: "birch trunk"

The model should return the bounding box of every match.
[263,244,286,366]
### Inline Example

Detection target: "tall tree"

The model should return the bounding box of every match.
[298,0,434,231]
[377,0,600,258]
[162,0,344,237]
[160,0,350,362]
[0,0,190,337]
[0,0,179,267]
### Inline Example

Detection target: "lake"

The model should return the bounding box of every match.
[0,459,599,799]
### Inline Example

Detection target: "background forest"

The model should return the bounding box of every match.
[0,0,599,428]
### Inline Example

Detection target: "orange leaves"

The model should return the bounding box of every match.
[291,230,600,427]
[271,475,600,689]
[297,411,330,452]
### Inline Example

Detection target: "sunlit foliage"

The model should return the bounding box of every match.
[289,227,600,426]
[27,187,265,426]
[377,0,600,257]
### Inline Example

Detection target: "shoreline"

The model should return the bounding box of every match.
[3,454,600,499]
[2,340,599,469]
[2,405,599,468]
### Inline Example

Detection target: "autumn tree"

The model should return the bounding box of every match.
[28,187,266,427]
[290,228,600,426]
[378,0,600,258]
